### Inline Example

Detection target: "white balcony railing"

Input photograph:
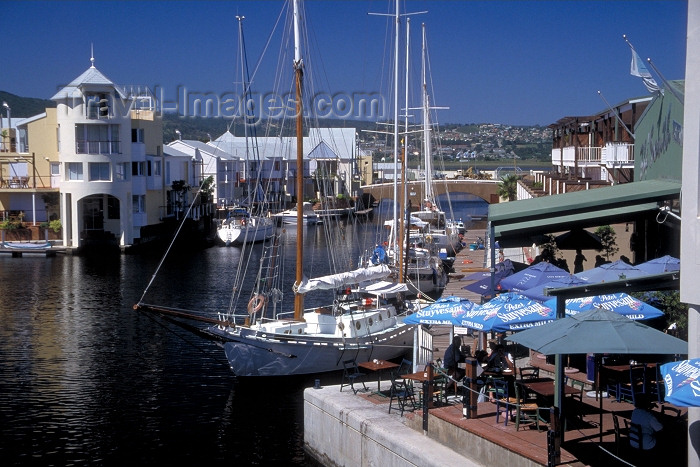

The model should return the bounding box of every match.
[601,142,634,165]
[551,146,602,166]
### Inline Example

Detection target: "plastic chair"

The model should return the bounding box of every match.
[388,373,416,416]
[340,359,367,394]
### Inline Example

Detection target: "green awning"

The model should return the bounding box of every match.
[489,179,681,246]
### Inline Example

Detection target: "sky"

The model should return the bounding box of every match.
[1,0,688,126]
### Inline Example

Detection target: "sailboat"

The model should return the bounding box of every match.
[374,12,448,297]
[216,17,276,246]
[136,1,419,377]
[409,24,462,257]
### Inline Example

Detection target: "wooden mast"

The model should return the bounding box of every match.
[293,0,305,321]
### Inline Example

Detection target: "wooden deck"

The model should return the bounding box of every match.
[405,233,688,465]
[358,365,688,466]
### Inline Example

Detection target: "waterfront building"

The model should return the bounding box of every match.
[1,57,210,250]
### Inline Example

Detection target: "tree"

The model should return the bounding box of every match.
[497,174,520,201]
[594,225,619,260]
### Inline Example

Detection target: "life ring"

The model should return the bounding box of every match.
[247,294,266,314]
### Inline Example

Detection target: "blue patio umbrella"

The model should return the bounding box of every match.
[574,259,647,283]
[543,293,664,321]
[403,295,476,325]
[636,255,680,274]
[499,262,570,292]
[452,292,555,332]
[461,269,511,296]
[660,359,700,407]
[460,259,516,281]
[518,275,590,302]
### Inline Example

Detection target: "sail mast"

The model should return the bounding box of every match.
[392,0,400,267]
[293,0,305,320]
[422,23,433,204]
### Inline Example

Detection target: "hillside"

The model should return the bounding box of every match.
[0,91,55,118]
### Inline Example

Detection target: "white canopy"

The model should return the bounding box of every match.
[296,265,391,294]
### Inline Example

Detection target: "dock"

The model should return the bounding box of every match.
[0,242,65,257]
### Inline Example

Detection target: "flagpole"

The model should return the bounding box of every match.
[647,58,685,103]
[596,90,634,138]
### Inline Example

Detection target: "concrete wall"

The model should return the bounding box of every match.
[304,384,477,467]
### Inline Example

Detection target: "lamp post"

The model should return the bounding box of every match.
[2,101,10,130]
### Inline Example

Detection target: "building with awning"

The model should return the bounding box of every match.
[490,77,684,264]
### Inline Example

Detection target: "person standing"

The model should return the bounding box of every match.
[574,249,587,273]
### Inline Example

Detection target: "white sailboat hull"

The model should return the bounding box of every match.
[217,217,276,245]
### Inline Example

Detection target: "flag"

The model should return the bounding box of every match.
[629,45,660,93]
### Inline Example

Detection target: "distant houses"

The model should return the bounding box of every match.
[0,58,359,251]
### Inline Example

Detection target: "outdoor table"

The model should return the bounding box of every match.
[522,379,581,399]
[402,370,436,411]
[358,360,399,394]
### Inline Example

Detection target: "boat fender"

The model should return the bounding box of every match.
[248,294,266,314]
[241,218,246,226]
[338,322,345,331]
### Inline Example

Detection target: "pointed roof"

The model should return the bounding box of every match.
[51,61,126,100]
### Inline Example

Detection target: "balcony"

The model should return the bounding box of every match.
[76,140,121,155]
[601,142,634,167]
[551,146,602,167]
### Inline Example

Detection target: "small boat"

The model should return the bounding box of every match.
[216,206,275,246]
[274,202,320,225]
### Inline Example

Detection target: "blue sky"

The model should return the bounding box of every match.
[2,1,688,125]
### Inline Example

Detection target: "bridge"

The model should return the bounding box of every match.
[359,179,501,207]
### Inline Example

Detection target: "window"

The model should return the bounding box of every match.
[50,162,60,176]
[67,162,83,180]
[165,161,171,185]
[132,128,144,143]
[115,162,128,181]
[132,195,145,213]
[153,160,161,176]
[86,93,109,119]
[132,161,146,176]
[89,162,111,181]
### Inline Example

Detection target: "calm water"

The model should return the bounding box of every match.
[0,223,376,466]
[0,208,487,466]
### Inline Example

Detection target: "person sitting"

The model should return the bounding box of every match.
[487,344,514,371]
[630,393,663,453]
[443,335,466,394]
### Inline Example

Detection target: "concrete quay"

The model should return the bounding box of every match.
[303,382,483,467]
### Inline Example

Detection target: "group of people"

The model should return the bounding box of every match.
[441,335,669,455]
[442,335,515,393]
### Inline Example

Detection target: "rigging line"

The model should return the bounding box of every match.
[137,184,203,306]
